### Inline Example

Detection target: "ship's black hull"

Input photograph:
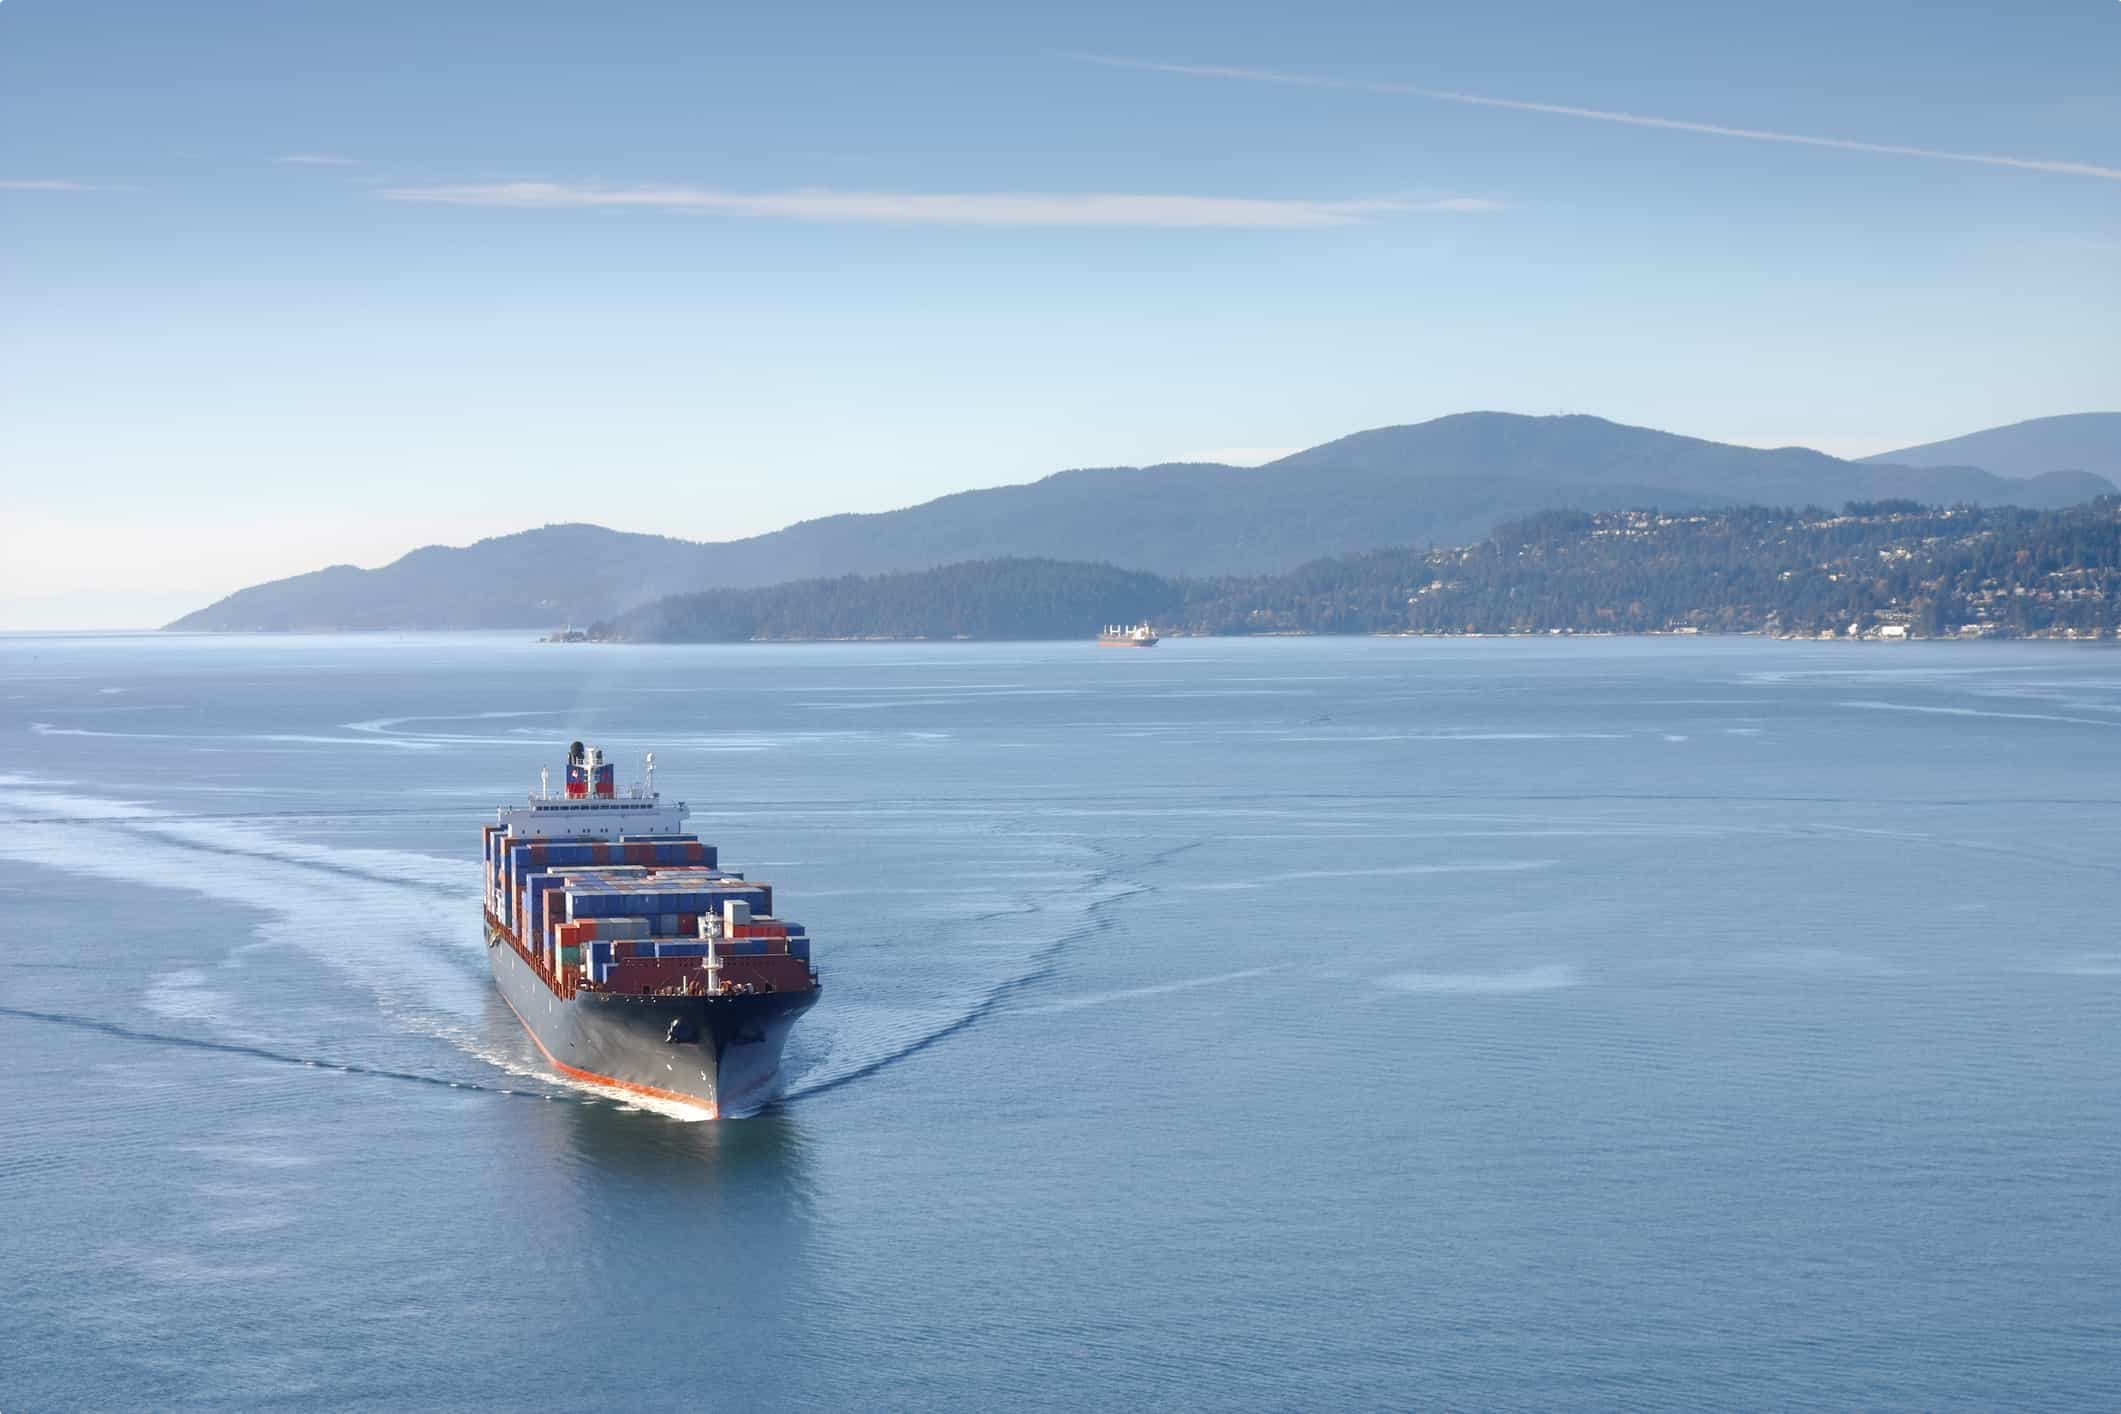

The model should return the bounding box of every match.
[486,925,817,1117]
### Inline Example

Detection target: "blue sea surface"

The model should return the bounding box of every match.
[1,634,2116,1410]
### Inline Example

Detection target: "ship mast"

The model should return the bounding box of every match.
[701,909,721,993]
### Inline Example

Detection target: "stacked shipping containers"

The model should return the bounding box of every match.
[496,838,717,928]
[486,829,810,995]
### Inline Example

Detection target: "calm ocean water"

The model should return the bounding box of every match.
[1,633,2116,1410]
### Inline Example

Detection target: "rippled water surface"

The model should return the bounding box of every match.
[2,634,2116,1409]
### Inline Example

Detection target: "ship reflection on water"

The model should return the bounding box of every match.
[498,1098,824,1402]
[547,1085,815,1178]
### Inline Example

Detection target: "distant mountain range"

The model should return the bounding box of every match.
[1864,412,2121,483]
[167,411,2118,631]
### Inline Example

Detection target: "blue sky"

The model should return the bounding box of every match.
[2,0,2116,625]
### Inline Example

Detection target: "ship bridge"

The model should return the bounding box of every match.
[495,742,689,839]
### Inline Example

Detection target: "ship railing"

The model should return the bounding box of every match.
[488,908,579,1000]
[574,977,782,999]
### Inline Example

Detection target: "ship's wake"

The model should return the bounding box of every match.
[0,1005,553,1102]
[0,773,1206,1120]
[0,778,552,1098]
[776,837,1202,1104]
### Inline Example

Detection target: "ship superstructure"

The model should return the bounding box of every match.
[482,742,818,1116]
[1099,623,1159,647]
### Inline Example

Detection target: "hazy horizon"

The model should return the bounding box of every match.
[12,409,2115,631]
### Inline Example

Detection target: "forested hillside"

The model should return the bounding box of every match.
[599,500,2121,642]
[604,559,1189,642]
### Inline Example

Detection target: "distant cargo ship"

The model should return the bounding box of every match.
[483,743,819,1117]
[1099,623,1159,647]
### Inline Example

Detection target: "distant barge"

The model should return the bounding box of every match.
[1099,623,1159,647]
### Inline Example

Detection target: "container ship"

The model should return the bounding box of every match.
[483,743,819,1117]
[1099,623,1159,647]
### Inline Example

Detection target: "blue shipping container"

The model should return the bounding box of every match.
[567,887,768,920]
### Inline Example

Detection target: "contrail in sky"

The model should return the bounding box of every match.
[1075,54,2121,182]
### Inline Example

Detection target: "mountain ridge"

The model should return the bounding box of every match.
[167,412,2117,631]
[1864,412,2121,480]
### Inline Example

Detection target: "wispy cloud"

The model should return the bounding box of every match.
[375,181,1492,228]
[1075,54,2121,183]
[0,179,133,192]
[277,153,358,166]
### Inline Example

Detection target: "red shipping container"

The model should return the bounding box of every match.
[717,955,813,993]
[600,957,707,993]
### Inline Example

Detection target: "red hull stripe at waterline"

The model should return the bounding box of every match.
[498,990,717,1115]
